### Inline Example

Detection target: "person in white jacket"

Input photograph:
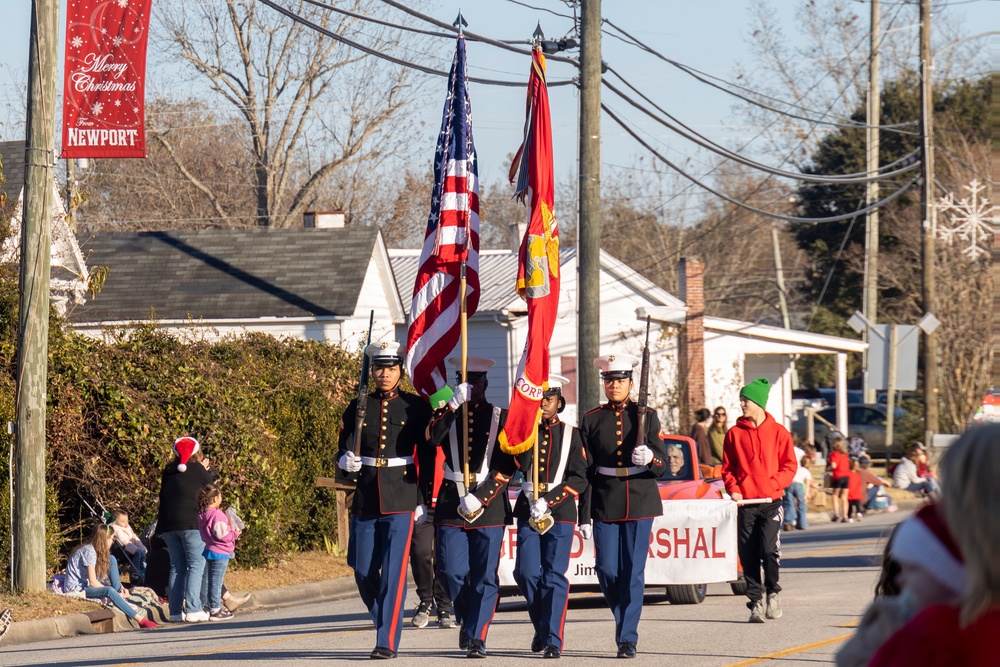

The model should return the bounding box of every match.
[110,510,147,582]
[892,447,940,498]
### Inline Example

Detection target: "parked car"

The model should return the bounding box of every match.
[499,435,745,603]
[817,388,865,408]
[790,403,907,458]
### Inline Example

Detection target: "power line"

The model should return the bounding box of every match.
[601,17,920,135]
[258,0,578,87]
[602,69,921,185]
[601,102,921,225]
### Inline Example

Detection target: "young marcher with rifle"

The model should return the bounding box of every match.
[511,374,590,659]
[337,340,432,659]
[579,326,668,659]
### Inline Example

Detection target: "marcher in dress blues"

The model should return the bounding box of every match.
[579,353,667,659]
[426,357,516,658]
[338,341,431,660]
[512,374,590,659]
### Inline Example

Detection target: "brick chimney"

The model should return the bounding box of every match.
[678,257,706,432]
[304,211,345,228]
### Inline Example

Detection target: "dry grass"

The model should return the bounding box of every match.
[0,550,350,623]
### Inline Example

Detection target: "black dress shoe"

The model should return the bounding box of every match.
[617,641,637,659]
[466,638,487,658]
[459,620,469,650]
[543,645,561,659]
[370,647,397,659]
[531,633,544,653]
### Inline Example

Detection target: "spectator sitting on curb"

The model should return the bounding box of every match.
[857,455,891,511]
[892,445,940,499]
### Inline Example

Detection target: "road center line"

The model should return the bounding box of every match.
[720,632,854,666]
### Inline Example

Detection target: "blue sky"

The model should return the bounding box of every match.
[0,0,994,192]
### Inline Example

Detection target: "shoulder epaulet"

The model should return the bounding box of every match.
[583,406,603,416]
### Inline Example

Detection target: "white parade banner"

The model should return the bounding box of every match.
[498,498,738,588]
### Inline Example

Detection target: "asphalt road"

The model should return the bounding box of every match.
[0,511,906,666]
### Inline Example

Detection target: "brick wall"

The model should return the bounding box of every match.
[678,257,706,432]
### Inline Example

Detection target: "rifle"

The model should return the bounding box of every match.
[635,315,651,450]
[352,310,376,457]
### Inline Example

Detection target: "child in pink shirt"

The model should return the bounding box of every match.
[197,484,240,621]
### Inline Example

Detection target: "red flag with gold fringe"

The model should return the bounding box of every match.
[499,46,560,456]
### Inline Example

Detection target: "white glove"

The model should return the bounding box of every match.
[632,445,653,467]
[413,504,428,525]
[530,498,549,520]
[459,494,483,517]
[448,382,472,410]
[578,524,593,540]
[338,451,362,473]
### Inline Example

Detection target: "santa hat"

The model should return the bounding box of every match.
[891,503,965,596]
[173,436,200,472]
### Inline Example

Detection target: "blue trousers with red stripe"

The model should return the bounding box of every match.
[437,525,504,646]
[593,518,653,645]
[514,519,574,650]
[348,513,414,652]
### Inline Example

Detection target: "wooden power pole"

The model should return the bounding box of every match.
[577,0,602,410]
[863,0,881,404]
[15,0,59,592]
[919,0,939,439]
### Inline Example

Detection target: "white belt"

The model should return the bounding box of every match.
[596,465,648,478]
[360,456,413,468]
[444,470,480,484]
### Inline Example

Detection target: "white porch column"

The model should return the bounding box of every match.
[836,352,849,436]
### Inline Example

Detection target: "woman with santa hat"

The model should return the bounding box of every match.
[156,435,214,623]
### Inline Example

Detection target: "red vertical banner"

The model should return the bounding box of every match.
[499,46,560,456]
[61,0,153,158]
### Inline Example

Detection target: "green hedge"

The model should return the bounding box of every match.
[0,264,362,584]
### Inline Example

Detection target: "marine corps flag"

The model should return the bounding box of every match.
[499,45,560,456]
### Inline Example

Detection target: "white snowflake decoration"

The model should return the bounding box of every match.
[91,101,103,116]
[936,180,994,260]
[71,36,83,49]
[117,0,128,7]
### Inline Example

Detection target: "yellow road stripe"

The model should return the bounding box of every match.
[785,538,880,559]
[721,633,854,666]
[109,626,368,666]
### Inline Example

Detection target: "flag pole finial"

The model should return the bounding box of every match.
[533,22,545,41]
[453,10,469,34]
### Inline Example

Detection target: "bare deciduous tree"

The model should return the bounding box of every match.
[153,0,422,228]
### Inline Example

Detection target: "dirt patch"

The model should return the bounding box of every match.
[0,550,350,623]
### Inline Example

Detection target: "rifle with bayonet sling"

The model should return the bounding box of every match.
[635,316,651,450]
[352,310,376,459]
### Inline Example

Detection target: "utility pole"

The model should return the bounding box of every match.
[577,0,601,409]
[770,227,790,329]
[863,0,881,404]
[16,0,59,592]
[919,0,938,440]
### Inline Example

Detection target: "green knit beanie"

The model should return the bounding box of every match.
[740,378,771,409]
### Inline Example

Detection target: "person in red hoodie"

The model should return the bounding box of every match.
[722,377,798,623]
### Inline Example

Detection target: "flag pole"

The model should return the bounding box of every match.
[460,261,471,490]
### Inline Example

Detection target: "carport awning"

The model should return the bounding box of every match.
[703,317,867,354]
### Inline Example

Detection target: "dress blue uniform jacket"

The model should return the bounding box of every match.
[427,401,515,528]
[337,387,432,516]
[513,417,590,524]
[579,400,667,521]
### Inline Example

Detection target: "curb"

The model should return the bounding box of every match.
[3,576,358,647]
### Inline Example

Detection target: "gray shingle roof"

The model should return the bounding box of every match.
[0,141,26,208]
[390,248,577,316]
[70,227,379,323]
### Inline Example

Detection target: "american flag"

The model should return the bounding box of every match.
[405,36,480,403]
